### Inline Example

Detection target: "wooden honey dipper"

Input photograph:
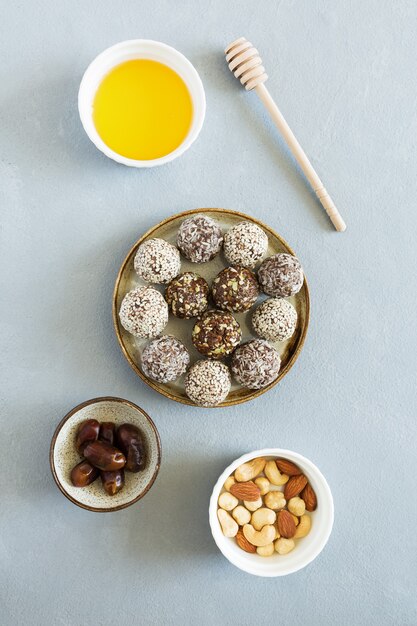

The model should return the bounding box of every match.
[225,37,346,232]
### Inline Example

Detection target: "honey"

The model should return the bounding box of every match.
[93,59,193,160]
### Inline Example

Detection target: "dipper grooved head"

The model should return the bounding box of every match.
[225,37,268,91]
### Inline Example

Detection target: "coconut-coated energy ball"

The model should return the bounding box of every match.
[119,286,168,338]
[185,359,231,406]
[165,272,209,319]
[231,339,281,389]
[212,266,259,313]
[134,238,181,284]
[252,298,297,342]
[177,214,223,263]
[258,253,304,298]
[141,336,190,383]
[223,221,268,268]
[192,310,241,359]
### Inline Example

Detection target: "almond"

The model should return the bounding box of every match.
[236,528,256,553]
[230,481,261,502]
[284,474,308,500]
[277,510,296,538]
[301,482,317,511]
[276,458,302,476]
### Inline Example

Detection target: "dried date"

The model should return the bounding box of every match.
[83,440,126,472]
[116,424,146,473]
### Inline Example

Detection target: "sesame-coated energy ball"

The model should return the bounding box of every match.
[119,286,168,338]
[252,298,297,342]
[177,214,223,263]
[192,310,241,359]
[258,253,304,298]
[141,336,190,383]
[185,359,231,406]
[223,221,268,268]
[134,238,181,284]
[165,272,209,319]
[212,266,259,313]
[231,339,281,389]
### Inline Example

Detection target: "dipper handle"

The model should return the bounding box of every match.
[225,37,346,232]
[255,83,346,232]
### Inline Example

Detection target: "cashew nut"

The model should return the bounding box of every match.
[290,513,299,526]
[275,537,295,555]
[217,509,238,537]
[294,514,311,538]
[243,524,276,547]
[232,505,251,526]
[243,496,263,512]
[256,543,275,557]
[251,508,276,531]
[224,476,236,492]
[235,457,266,482]
[264,461,289,486]
[287,497,306,517]
[274,525,280,540]
[218,492,238,511]
[255,476,270,495]
[264,491,286,510]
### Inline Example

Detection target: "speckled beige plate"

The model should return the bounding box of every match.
[50,397,161,512]
[113,208,310,407]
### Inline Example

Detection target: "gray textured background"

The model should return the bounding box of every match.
[1,1,416,624]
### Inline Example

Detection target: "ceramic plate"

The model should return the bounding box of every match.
[113,208,310,407]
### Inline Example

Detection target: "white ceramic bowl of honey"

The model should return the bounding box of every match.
[78,40,206,167]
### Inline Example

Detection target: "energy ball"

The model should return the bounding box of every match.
[212,266,259,313]
[231,339,281,389]
[119,286,168,338]
[165,272,209,319]
[258,253,304,297]
[177,214,223,263]
[192,310,241,359]
[223,221,268,268]
[252,298,297,342]
[141,335,190,383]
[134,238,180,284]
[185,359,231,406]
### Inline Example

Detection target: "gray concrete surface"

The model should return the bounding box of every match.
[1,1,416,624]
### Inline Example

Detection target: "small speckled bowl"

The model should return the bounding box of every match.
[50,397,161,512]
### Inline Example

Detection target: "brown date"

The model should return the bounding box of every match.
[116,424,146,473]
[70,460,99,487]
[83,440,126,471]
[75,419,100,454]
[101,469,125,496]
[99,422,116,445]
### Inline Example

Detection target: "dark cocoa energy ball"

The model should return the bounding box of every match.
[258,253,304,298]
[177,214,223,263]
[165,272,209,319]
[231,339,281,389]
[192,310,241,359]
[212,266,259,313]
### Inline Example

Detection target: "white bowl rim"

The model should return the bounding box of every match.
[78,39,206,168]
[209,448,334,577]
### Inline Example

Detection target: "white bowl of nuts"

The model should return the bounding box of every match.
[209,449,334,576]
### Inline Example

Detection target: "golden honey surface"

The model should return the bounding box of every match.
[93,59,193,160]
